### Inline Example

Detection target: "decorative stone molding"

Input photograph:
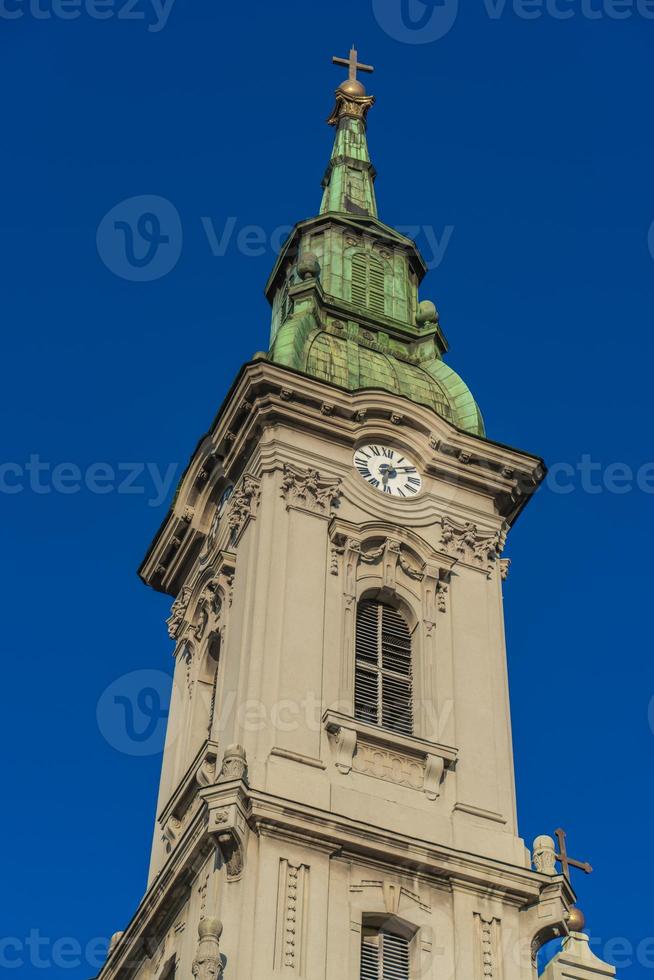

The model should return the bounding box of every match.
[324,710,456,800]
[330,542,345,575]
[350,880,431,915]
[161,794,204,856]
[280,463,342,517]
[474,914,502,980]
[533,835,557,876]
[197,870,210,919]
[228,475,260,543]
[275,860,310,972]
[191,918,224,980]
[195,745,219,789]
[500,558,511,581]
[194,581,221,641]
[162,816,182,851]
[440,516,508,575]
[167,586,192,639]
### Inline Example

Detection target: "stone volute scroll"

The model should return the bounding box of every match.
[191,917,224,980]
[202,744,250,882]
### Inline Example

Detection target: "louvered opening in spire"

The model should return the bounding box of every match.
[351,253,386,316]
[361,927,410,980]
[355,599,413,737]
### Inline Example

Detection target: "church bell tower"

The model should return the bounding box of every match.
[99,50,616,980]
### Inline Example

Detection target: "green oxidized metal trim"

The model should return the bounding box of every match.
[265,77,485,438]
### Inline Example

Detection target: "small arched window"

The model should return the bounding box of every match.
[355,599,413,736]
[361,924,410,980]
[351,253,386,317]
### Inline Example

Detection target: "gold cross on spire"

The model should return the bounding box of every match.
[332,45,374,84]
[555,829,593,883]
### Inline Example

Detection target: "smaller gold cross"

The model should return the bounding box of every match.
[332,45,375,84]
[555,829,593,883]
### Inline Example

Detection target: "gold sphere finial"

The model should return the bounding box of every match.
[338,78,366,98]
[567,908,586,933]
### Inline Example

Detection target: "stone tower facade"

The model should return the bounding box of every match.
[98,54,614,980]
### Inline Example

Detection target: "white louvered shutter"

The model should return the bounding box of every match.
[355,600,413,736]
[360,929,410,980]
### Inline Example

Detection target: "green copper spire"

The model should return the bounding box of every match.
[320,47,378,219]
[263,51,485,438]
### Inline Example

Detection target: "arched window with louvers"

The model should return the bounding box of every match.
[360,923,411,980]
[351,252,387,317]
[354,598,414,737]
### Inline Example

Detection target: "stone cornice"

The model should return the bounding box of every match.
[139,360,545,597]
[98,782,575,980]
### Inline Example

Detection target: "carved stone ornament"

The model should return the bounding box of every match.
[275,861,310,971]
[108,932,124,958]
[167,586,192,640]
[219,744,248,783]
[532,835,557,876]
[209,804,249,881]
[500,558,511,581]
[280,463,342,516]
[350,881,431,916]
[475,914,502,980]
[440,516,508,574]
[191,917,224,980]
[227,475,261,542]
[196,746,218,789]
[194,581,222,641]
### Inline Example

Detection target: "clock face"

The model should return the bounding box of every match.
[353,444,423,498]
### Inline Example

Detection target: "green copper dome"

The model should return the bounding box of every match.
[264,56,485,438]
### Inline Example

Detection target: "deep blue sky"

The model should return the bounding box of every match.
[1,2,652,977]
